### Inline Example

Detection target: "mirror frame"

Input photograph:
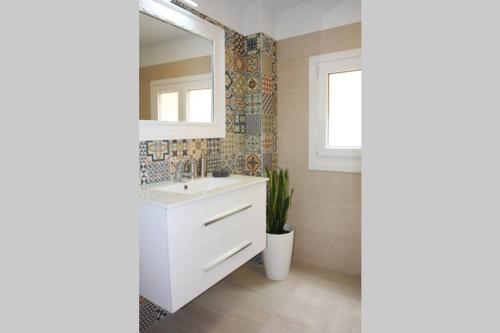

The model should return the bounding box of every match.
[139,0,225,140]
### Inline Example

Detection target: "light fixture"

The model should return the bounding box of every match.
[178,0,199,8]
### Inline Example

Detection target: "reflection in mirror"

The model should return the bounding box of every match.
[139,13,213,122]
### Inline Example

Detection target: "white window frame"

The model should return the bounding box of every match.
[150,73,212,122]
[309,49,362,173]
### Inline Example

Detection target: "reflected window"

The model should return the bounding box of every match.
[158,91,179,121]
[150,74,212,122]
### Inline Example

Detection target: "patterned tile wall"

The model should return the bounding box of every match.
[139,139,222,184]
[243,33,278,176]
[139,2,277,184]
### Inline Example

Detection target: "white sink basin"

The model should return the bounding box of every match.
[156,177,240,195]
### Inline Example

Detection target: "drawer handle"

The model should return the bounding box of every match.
[203,241,252,271]
[203,204,252,227]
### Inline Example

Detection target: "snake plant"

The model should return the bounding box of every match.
[266,168,294,234]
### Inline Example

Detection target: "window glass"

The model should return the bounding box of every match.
[328,70,362,148]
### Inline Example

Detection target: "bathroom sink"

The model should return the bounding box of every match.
[156,177,240,195]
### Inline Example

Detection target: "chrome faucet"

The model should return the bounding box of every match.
[174,159,198,182]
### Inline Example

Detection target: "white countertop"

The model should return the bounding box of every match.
[139,175,268,209]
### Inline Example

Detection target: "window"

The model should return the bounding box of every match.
[309,49,361,173]
[150,74,212,122]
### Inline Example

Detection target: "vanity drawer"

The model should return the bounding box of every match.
[168,223,265,312]
[165,183,266,261]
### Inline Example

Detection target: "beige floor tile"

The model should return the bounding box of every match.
[145,261,360,333]
[258,314,307,333]
[272,283,361,333]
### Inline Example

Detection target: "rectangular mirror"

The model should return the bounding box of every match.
[139,0,225,140]
[140,12,213,122]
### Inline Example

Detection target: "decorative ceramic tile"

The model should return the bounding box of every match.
[262,33,275,55]
[207,138,221,155]
[244,93,261,114]
[225,49,234,71]
[220,135,234,154]
[220,152,236,170]
[146,140,169,161]
[262,74,273,94]
[148,157,172,183]
[235,134,246,152]
[229,94,245,113]
[261,53,273,75]
[228,29,245,55]
[221,133,245,154]
[188,139,208,160]
[140,163,148,184]
[220,152,243,174]
[246,54,260,73]
[263,152,273,169]
[171,139,188,157]
[226,94,235,112]
[246,34,261,52]
[234,153,245,173]
[225,112,235,133]
[246,135,260,152]
[263,133,274,153]
[246,114,261,135]
[139,142,148,184]
[139,297,168,332]
[245,153,261,174]
[232,72,245,95]
[139,141,147,162]
[262,93,276,114]
[262,113,275,133]
[246,74,260,93]
[225,70,233,90]
[234,114,245,134]
[234,53,245,73]
[206,153,221,172]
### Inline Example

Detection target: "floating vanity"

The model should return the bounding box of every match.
[139,175,267,313]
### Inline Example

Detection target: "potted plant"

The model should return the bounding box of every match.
[263,168,294,280]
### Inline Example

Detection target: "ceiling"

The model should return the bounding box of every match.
[264,0,316,10]
[154,0,360,40]
[195,0,314,11]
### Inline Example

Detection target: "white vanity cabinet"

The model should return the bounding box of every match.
[139,177,267,313]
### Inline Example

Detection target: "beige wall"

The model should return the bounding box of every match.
[277,22,361,275]
[139,56,211,120]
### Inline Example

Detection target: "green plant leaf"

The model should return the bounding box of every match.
[266,167,294,234]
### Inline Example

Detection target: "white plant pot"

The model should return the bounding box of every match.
[263,224,294,281]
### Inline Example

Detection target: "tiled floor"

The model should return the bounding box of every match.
[144,261,361,333]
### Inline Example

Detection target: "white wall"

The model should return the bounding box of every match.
[242,0,275,37]
[275,0,361,40]
[140,34,212,67]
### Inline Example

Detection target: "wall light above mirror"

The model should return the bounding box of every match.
[139,0,225,140]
